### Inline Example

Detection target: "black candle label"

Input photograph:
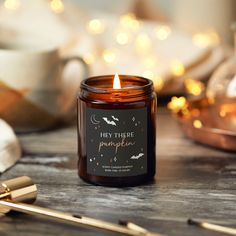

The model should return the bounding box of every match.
[86,107,147,177]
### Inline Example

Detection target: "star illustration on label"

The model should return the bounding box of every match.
[87,107,147,177]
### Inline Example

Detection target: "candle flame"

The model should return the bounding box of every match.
[113,73,121,89]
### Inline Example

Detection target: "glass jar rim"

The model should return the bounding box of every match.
[80,75,153,95]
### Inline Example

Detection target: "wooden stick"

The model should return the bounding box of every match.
[0,200,143,236]
[119,220,148,234]
[119,220,165,236]
[188,219,236,236]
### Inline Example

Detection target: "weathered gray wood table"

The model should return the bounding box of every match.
[1,109,236,236]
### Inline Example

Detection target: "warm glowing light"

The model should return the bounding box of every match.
[120,13,135,22]
[135,33,152,53]
[4,0,21,10]
[193,119,202,128]
[193,33,211,48]
[102,49,117,64]
[143,55,157,68]
[83,53,95,65]
[193,31,220,48]
[50,0,64,13]
[153,75,164,92]
[171,60,185,77]
[120,13,140,31]
[143,70,154,80]
[116,32,130,45]
[219,110,226,117]
[208,31,220,45]
[167,96,187,112]
[207,93,215,104]
[185,78,205,96]
[155,25,171,40]
[113,73,121,89]
[87,19,105,34]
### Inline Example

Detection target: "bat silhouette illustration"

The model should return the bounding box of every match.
[130,153,144,160]
[102,117,116,126]
[111,116,119,121]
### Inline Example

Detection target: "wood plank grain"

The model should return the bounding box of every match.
[0,111,235,236]
[18,113,236,158]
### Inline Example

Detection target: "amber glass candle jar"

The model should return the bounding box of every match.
[77,75,156,186]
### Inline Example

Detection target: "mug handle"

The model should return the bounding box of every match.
[59,56,89,118]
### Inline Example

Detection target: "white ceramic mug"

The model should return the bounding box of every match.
[0,39,88,132]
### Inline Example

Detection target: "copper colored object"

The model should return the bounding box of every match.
[175,97,236,151]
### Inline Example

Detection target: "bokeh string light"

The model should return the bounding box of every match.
[193,30,220,48]
[119,13,141,32]
[50,0,64,14]
[1,2,219,100]
[83,52,95,65]
[135,33,152,53]
[3,0,65,12]
[171,60,185,77]
[87,19,105,34]
[153,75,164,92]
[115,31,130,45]
[102,49,118,64]
[155,25,171,40]
[193,119,203,128]
[167,96,187,112]
[84,14,219,101]
[4,0,21,10]
[184,78,205,96]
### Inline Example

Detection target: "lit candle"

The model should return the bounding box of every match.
[78,74,157,186]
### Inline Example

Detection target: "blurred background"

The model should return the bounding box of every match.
[1,0,235,91]
[0,0,236,133]
[74,0,236,44]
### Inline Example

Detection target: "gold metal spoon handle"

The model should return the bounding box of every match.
[0,200,144,236]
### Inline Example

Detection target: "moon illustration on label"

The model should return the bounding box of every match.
[90,114,100,125]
